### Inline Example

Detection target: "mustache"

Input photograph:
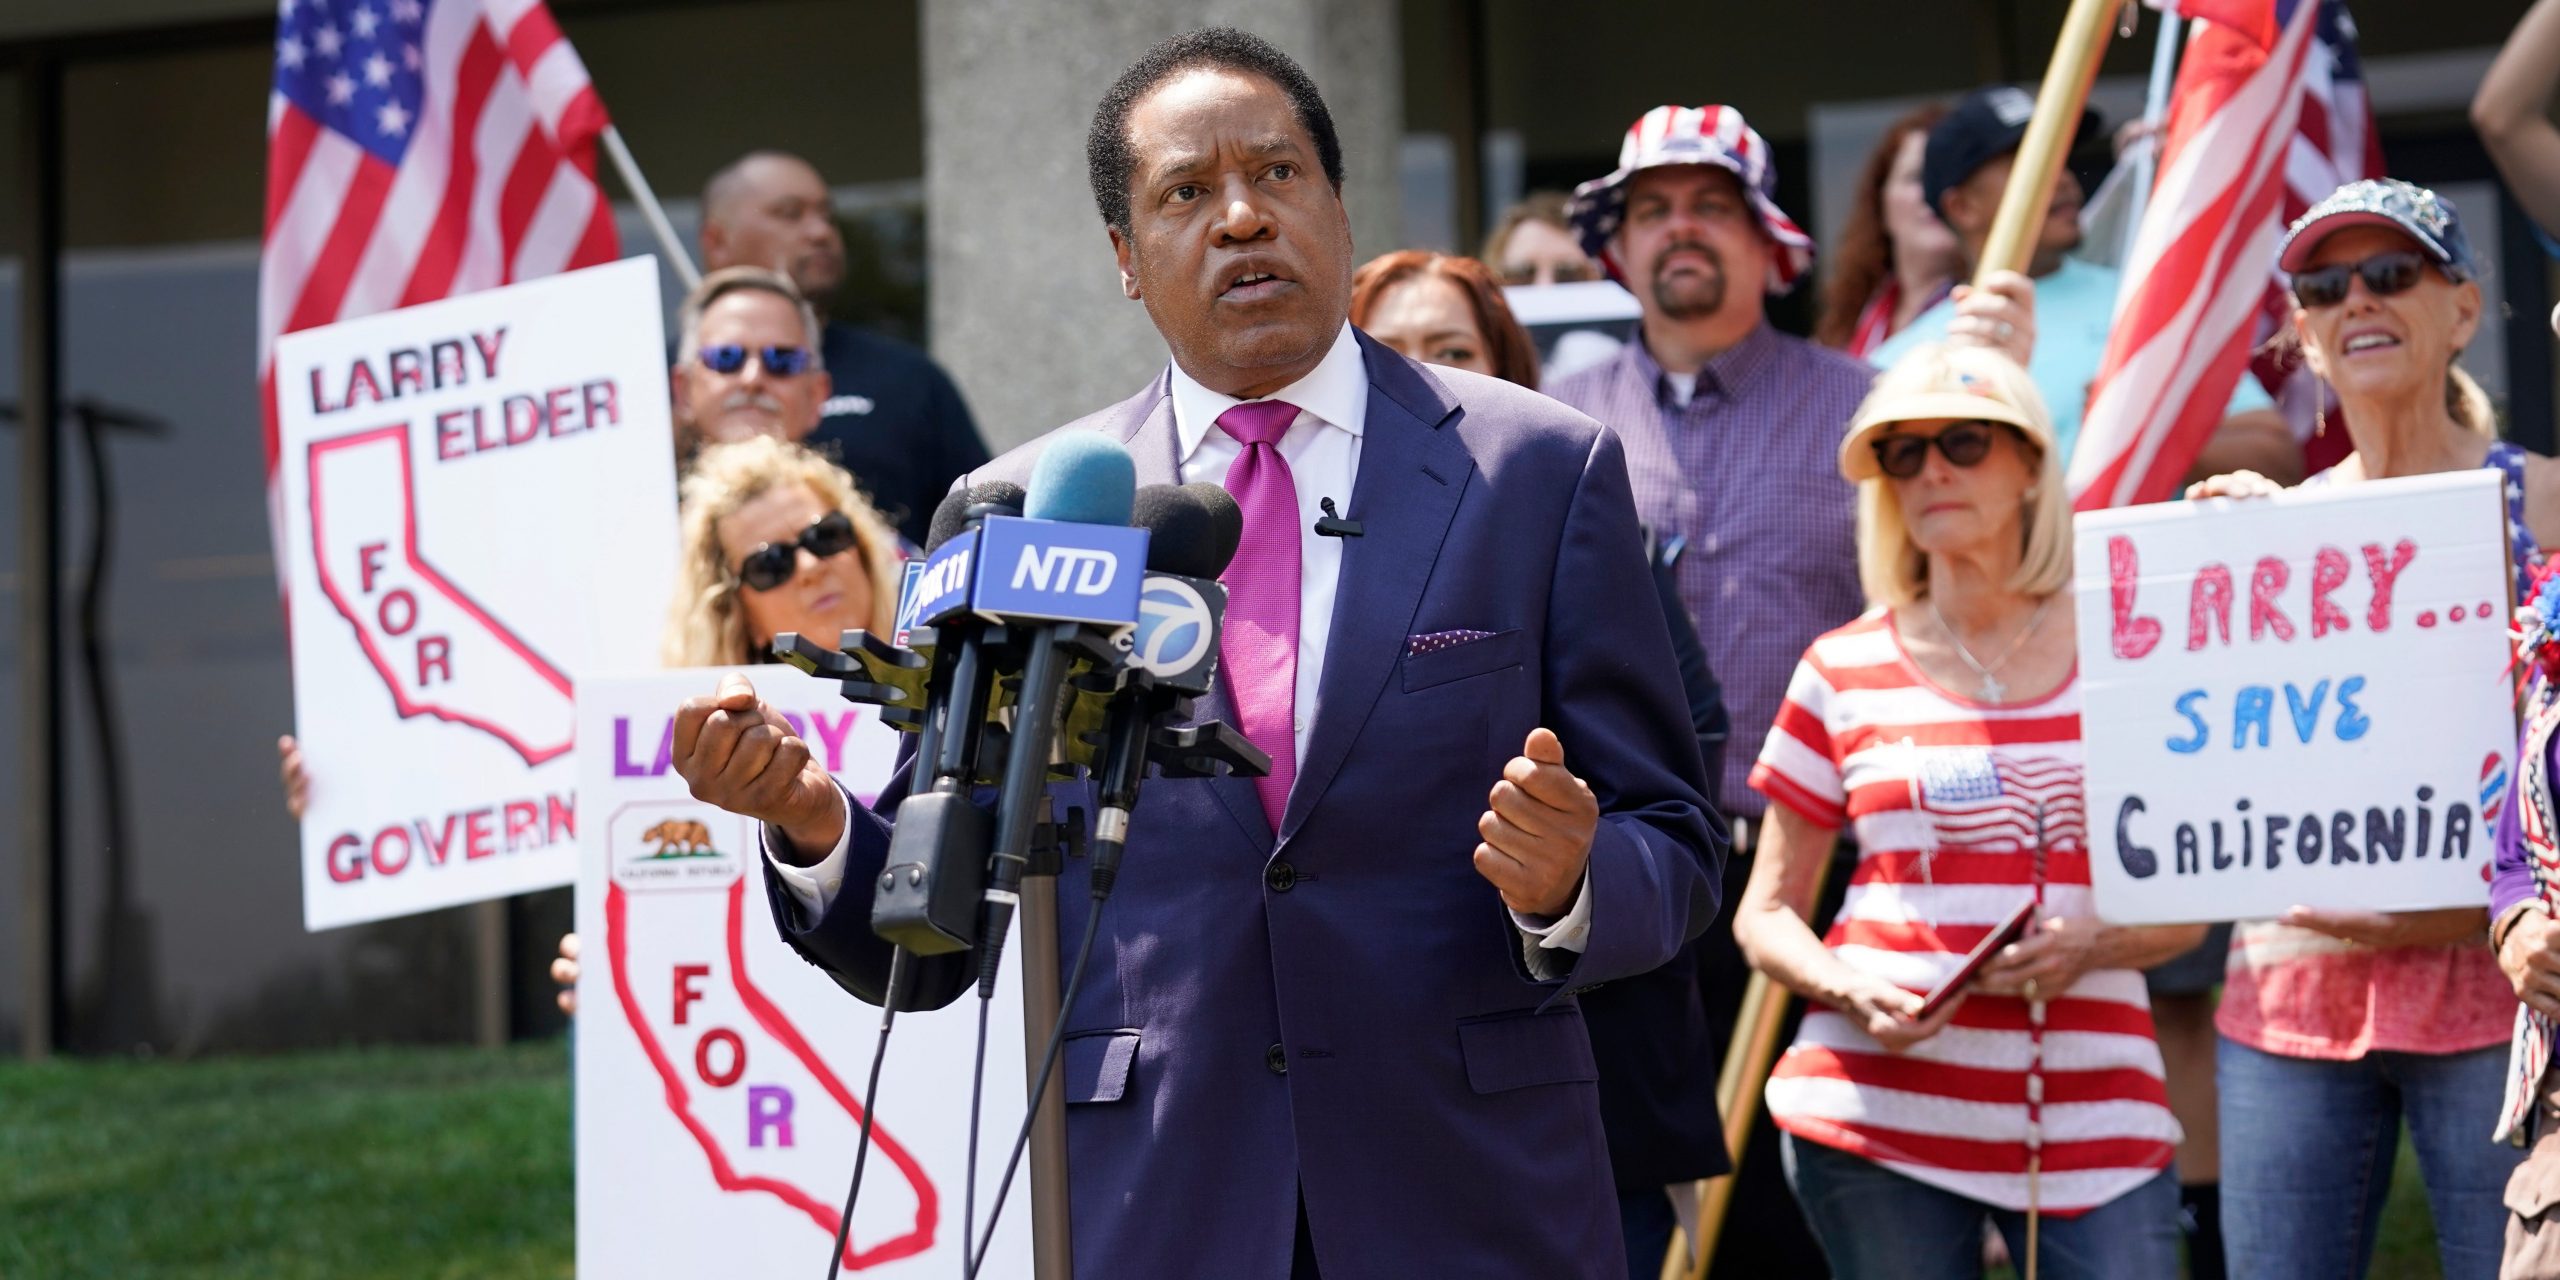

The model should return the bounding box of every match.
[718,391,787,415]
[1654,241,1722,273]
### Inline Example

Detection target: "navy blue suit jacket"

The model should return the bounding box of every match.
[765,334,1722,1278]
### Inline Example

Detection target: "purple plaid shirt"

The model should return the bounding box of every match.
[1546,323,1871,817]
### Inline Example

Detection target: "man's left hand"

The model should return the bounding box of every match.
[1474,727,1599,918]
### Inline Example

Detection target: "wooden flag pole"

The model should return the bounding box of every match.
[1974,0,2125,285]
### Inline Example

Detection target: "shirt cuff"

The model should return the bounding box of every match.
[1511,871,1594,953]
[764,787,855,918]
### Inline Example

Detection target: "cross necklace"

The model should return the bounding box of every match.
[1927,593,2053,703]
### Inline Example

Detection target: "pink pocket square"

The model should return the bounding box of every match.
[1407,629,1498,657]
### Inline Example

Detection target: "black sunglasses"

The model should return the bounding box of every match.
[733,511,860,592]
[2290,250,2431,310]
[696,343,815,377]
[1871,420,2014,480]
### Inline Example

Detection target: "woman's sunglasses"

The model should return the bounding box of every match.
[733,510,859,592]
[1871,420,2013,480]
[696,343,815,377]
[2290,250,2432,310]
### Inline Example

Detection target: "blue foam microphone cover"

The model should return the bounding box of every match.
[1023,433,1137,526]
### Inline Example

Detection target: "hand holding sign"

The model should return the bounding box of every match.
[671,673,845,861]
[2279,903,2486,948]
[2502,910,2560,1021]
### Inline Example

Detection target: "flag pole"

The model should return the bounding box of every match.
[1662,851,1841,1280]
[601,124,701,290]
[1975,0,2125,283]
[2118,15,2188,254]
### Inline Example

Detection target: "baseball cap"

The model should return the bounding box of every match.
[2277,178,2477,278]
[1921,86,2101,219]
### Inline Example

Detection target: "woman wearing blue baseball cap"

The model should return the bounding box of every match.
[2192,177,2556,1280]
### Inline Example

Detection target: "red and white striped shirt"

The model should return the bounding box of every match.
[1749,611,2179,1213]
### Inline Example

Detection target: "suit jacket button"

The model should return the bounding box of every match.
[1265,861,1297,892]
[1266,1043,1289,1075]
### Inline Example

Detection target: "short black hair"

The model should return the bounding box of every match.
[1085,28,1344,237]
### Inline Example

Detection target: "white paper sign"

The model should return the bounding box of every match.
[2074,470,2517,924]
[278,258,679,930]
[575,668,1031,1278]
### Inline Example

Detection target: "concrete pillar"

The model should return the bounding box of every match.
[924,1,1403,453]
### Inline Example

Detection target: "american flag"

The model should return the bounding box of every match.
[2070,0,2380,509]
[1916,750,2087,852]
[259,0,619,486]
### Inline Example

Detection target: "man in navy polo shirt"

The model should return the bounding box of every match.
[698,150,990,543]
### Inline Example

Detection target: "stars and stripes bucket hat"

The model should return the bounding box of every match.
[1567,104,1817,295]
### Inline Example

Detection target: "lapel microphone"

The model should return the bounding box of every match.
[1314,496,1364,538]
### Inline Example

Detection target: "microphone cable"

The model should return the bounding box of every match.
[824,946,913,1280]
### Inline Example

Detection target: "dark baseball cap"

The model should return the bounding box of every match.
[1921,86,2102,219]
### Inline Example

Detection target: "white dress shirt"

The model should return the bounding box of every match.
[769,325,1590,950]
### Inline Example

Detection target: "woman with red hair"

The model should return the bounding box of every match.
[1815,103,1962,358]
[1349,250,1543,388]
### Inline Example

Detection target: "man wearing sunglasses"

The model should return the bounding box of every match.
[670,266,833,453]
[1873,86,2298,486]
[699,151,990,545]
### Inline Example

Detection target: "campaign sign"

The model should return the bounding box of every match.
[577,668,1031,1278]
[277,258,679,930]
[970,516,1149,627]
[2073,470,2517,924]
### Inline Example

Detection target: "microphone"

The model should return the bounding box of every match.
[972,434,1147,996]
[857,480,1026,958]
[1082,483,1269,897]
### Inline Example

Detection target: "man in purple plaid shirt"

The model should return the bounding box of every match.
[1547,105,1870,837]
[1543,103,1870,1279]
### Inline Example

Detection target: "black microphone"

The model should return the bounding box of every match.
[862,480,1025,958]
[1083,483,1268,896]
[973,435,1144,997]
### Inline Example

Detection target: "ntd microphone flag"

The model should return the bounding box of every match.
[971,516,1148,628]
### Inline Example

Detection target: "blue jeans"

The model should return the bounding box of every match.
[1782,1133,2183,1279]
[2217,1036,2517,1280]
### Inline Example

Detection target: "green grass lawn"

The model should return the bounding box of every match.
[0,1040,573,1280]
[0,1039,2468,1278]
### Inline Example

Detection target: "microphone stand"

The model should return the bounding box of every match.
[1017,804,1075,1280]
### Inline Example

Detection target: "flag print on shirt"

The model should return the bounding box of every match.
[1748,610,2179,1215]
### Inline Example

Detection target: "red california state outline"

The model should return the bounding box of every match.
[306,424,574,766]
[606,879,940,1269]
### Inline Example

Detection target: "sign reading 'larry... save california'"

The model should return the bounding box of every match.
[2072,470,2518,925]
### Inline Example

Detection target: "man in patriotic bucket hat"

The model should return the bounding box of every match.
[1546,101,1870,1278]
[1567,104,1818,295]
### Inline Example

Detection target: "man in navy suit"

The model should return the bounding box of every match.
[671,29,1720,1278]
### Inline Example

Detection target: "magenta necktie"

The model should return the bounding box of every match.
[1214,399,1303,832]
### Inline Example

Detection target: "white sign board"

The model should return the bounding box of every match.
[278,258,679,930]
[575,668,1031,1278]
[2074,470,2517,924]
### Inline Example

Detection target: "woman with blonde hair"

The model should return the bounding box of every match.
[663,434,904,668]
[2191,178,2548,1280]
[1736,343,2200,1278]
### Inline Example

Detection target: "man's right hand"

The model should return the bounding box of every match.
[672,673,845,864]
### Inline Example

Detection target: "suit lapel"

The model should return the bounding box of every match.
[1278,336,1471,844]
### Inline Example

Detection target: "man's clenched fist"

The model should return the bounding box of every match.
[671,673,845,863]
[1472,727,1599,919]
